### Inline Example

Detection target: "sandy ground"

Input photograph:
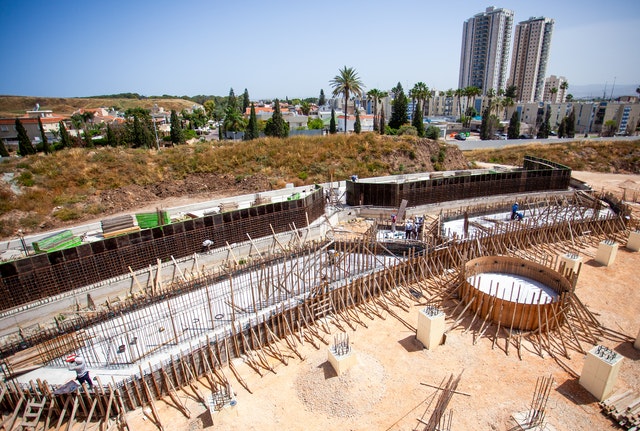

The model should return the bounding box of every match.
[117,170,640,431]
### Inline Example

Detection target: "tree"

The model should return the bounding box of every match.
[227,88,238,112]
[566,94,574,102]
[264,99,289,138]
[549,87,558,102]
[83,126,93,147]
[425,125,439,140]
[501,97,514,121]
[130,115,153,148]
[330,66,364,134]
[559,81,569,102]
[454,88,464,119]
[16,119,35,156]
[105,123,117,146]
[242,89,250,113]
[507,111,520,139]
[367,88,387,132]
[558,117,566,138]
[537,108,551,138]
[245,103,259,140]
[505,85,517,99]
[38,117,51,154]
[410,82,430,118]
[565,109,575,138]
[602,119,617,137]
[222,106,246,134]
[59,121,71,149]
[318,89,326,106]
[480,107,492,140]
[0,138,9,157]
[389,82,408,129]
[308,118,324,130]
[300,101,311,115]
[354,109,361,134]
[170,110,184,145]
[379,105,385,135]
[329,108,337,134]
[412,101,425,137]
[203,99,216,118]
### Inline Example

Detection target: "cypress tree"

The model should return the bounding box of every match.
[354,109,361,134]
[329,108,337,134]
[480,107,491,140]
[565,109,575,137]
[59,121,71,148]
[507,111,520,139]
[412,101,425,137]
[319,89,326,106]
[106,124,117,146]
[0,138,9,157]
[170,110,184,145]
[558,118,566,138]
[83,126,93,147]
[537,108,551,138]
[16,119,35,155]
[242,89,250,113]
[389,82,408,129]
[38,117,51,154]
[264,99,289,138]
[245,103,259,140]
[379,105,385,135]
[227,88,237,112]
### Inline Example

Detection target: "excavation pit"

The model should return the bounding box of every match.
[459,256,573,332]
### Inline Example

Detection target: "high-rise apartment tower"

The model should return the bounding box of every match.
[459,6,514,94]
[508,16,555,102]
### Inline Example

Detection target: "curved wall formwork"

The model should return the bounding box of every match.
[346,155,571,207]
[458,256,574,332]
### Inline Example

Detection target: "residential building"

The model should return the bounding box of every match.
[543,75,568,103]
[508,16,555,103]
[0,109,65,148]
[459,6,514,94]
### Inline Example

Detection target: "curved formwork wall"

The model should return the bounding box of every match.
[346,155,571,207]
[458,256,573,332]
[0,186,326,312]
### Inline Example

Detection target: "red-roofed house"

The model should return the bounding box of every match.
[0,110,66,148]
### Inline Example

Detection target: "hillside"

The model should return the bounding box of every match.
[0,95,199,117]
[0,134,466,239]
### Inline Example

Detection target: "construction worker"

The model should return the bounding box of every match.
[391,214,397,232]
[511,202,519,220]
[405,219,414,239]
[202,239,214,253]
[66,354,93,388]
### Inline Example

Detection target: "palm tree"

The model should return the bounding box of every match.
[549,87,558,103]
[501,97,514,121]
[466,86,482,114]
[454,88,464,119]
[485,88,496,114]
[367,89,387,132]
[560,81,569,102]
[410,82,429,118]
[330,66,364,134]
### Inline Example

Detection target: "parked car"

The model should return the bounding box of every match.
[519,134,533,139]
[494,132,507,140]
[454,133,466,141]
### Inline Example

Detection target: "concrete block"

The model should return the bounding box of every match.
[626,231,640,252]
[416,307,445,350]
[595,240,618,266]
[579,345,623,401]
[327,347,357,376]
[558,253,582,274]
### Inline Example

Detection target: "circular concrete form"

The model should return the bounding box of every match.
[459,256,572,332]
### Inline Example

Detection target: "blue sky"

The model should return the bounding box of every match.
[1,0,638,99]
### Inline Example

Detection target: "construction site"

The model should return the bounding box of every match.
[0,155,639,431]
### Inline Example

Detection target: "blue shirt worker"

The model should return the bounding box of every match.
[67,355,93,388]
[511,202,519,220]
[405,219,414,239]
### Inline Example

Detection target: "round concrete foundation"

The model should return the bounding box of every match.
[459,256,572,332]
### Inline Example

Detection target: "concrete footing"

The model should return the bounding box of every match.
[626,231,640,252]
[579,345,623,401]
[327,347,357,376]
[595,240,618,266]
[558,253,583,274]
[416,307,445,350]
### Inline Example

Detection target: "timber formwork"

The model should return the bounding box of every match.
[346,155,571,207]
[0,186,326,313]
[0,194,632,428]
